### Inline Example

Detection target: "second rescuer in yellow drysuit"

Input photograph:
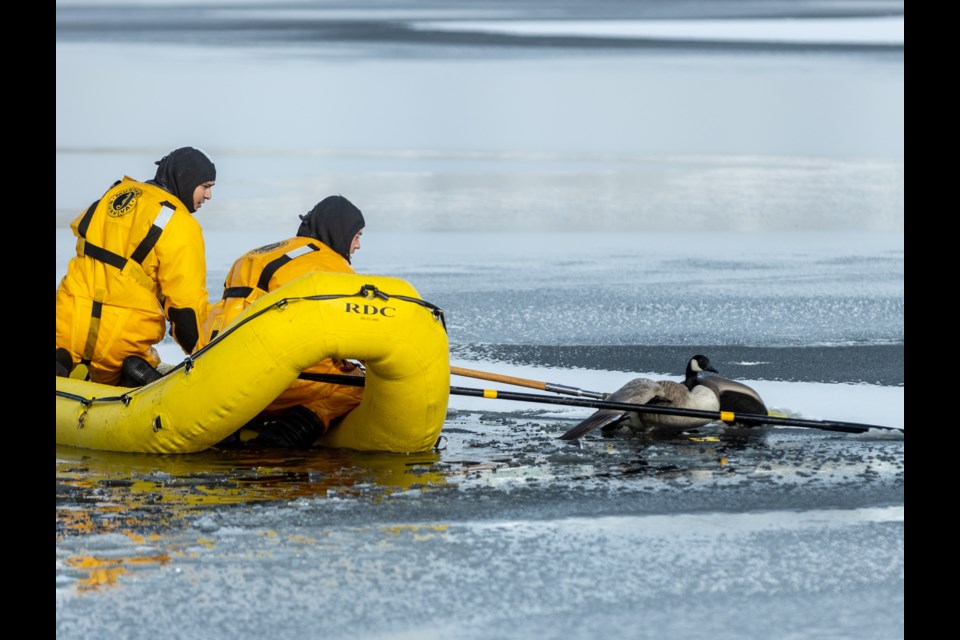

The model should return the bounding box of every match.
[55,147,216,385]
[197,195,367,445]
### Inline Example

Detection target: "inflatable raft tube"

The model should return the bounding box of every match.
[56,271,450,454]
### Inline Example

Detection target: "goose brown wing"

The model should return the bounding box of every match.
[605,377,662,404]
[559,409,629,440]
[651,379,691,405]
[559,377,662,440]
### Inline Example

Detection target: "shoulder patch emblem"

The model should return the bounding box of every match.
[107,187,143,218]
[252,241,287,254]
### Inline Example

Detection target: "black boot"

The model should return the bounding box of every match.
[119,355,164,387]
[253,406,326,449]
[56,348,73,378]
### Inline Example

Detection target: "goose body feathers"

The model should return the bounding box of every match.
[560,355,722,440]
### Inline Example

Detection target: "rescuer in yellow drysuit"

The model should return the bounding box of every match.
[55,147,216,386]
[199,195,367,448]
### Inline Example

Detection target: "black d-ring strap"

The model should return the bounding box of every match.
[356,285,446,331]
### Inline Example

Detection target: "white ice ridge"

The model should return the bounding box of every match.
[410,16,905,46]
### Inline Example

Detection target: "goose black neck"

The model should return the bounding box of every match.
[683,368,699,390]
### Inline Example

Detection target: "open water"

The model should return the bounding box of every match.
[56,2,904,638]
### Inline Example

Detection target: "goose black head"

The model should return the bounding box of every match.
[681,354,719,390]
[689,354,719,374]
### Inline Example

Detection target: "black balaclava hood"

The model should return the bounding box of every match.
[297,195,365,263]
[152,147,217,213]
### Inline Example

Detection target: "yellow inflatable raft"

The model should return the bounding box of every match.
[56,271,450,454]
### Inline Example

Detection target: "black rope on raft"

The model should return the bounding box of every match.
[355,284,447,331]
[55,390,95,405]
[56,284,447,407]
[194,284,448,359]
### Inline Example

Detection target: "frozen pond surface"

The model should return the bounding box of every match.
[57,421,903,640]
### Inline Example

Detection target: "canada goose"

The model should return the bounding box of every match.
[559,354,721,440]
